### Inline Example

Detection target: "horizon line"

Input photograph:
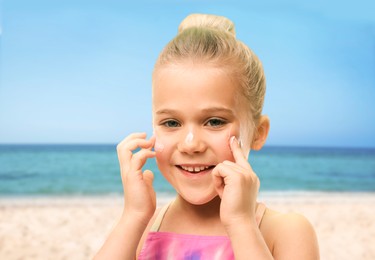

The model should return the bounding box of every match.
[0,143,374,150]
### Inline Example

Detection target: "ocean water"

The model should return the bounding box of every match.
[0,144,374,196]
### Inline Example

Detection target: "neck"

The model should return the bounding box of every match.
[174,195,221,219]
[163,195,226,235]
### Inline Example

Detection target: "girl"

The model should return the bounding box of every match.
[95,14,319,259]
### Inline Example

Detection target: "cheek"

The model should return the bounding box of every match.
[211,137,233,161]
[154,133,174,165]
[206,125,241,162]
[154,128,173,152]
[228,124,241,139]
[155,146,170,180]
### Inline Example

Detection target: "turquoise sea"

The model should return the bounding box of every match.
[0,145,374,196]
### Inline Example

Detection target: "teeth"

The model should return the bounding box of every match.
[180,165,211,173]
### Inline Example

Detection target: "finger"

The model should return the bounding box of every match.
[117,136,154,164]
[117,132,149,153]
[143,170,154,187]
[222,160,258,182]
[212,162,243,180]
[211,167,224,198]
[147,135,156,152]
[211,163,240,197]
[125,138,155,151]
[221,160,243,172]
[143,169,156,208]
[117,133,146,160]
[122,132,147,143]
[149,135,156,150]
[129,149,156,173]
[229,136,250,168]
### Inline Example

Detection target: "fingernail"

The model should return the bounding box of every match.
[238,138,243,148]
[230,136,236,145]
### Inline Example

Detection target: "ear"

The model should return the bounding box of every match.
[251,115,270,151]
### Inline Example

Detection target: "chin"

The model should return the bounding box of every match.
[177,188,218,205]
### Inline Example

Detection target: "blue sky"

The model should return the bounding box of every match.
[1,0,374,147]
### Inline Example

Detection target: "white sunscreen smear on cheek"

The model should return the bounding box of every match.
[185,131,194,144]
[154,138,165,152]
[153,129,165,152]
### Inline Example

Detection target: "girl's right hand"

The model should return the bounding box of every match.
[116,133,156,225]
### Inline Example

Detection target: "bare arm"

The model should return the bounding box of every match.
[94,213,148,260]
[226,218,273,260]
[94,133,156,260]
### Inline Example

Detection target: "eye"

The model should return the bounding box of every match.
[162,120,181,128]
[206,118,226,128]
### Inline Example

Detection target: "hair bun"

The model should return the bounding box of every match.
[178,13,236,37]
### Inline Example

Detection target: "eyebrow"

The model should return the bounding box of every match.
[201,107,235,115]
[155,109,178,115]
[156,107,235,116]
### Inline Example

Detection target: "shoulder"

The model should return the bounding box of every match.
[261,208,320,259]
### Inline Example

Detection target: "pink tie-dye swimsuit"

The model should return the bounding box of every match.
[138,201,266,260]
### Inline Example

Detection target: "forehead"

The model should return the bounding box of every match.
[152,64,240,109]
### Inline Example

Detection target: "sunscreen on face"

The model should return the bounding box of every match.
[185,131,194,144]
[154,138,165,152]
[228,125,243,148]
[153,129,165,152]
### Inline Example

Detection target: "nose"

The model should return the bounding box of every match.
[177,129,206,154]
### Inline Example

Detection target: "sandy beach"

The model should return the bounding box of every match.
[0,192,374,260]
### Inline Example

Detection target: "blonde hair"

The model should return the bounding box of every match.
[153,13,266,124]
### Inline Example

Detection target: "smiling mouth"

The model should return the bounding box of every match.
[177,165,215,174]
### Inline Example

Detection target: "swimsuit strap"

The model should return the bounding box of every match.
[255,202,267,227]
[149,201,267,232]
[150,201,173,232]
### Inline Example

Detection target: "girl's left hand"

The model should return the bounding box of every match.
[212,136,260,229]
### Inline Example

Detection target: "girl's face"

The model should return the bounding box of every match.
[152,63,252,205]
